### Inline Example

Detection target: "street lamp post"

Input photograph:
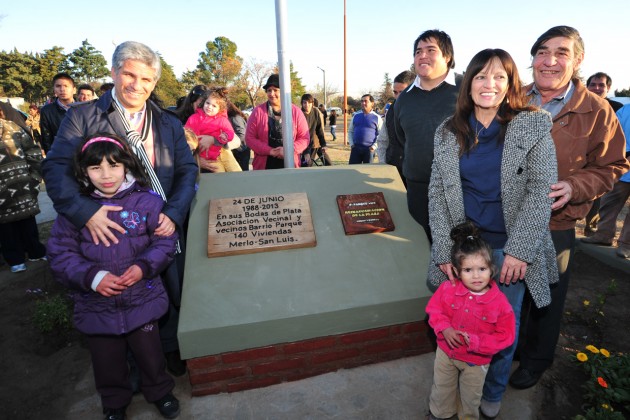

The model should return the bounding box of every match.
[317,66,326,108]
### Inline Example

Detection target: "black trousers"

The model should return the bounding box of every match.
[0,216,46,265]
[518,228,575,372]
[87,321,174,410]
[159,249,186,353]
[232,147,251,171]
[405,180,431,242]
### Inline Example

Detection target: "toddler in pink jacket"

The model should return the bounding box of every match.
[185,88,241,172]
[426,221,515,420]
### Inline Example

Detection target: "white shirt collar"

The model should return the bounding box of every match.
[111,87,146,127]
[407,70,456,92]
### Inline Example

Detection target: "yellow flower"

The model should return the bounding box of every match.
[600,348,610,358]
[577,352,588,362]
[586,345,600,354]
[602,404,609,409]
[583,300,590,306]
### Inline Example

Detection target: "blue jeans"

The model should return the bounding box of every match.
[482,249,526,403]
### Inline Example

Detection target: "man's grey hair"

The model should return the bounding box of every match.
[112,41,162,81]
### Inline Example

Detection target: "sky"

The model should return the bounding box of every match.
[2,0,630,102]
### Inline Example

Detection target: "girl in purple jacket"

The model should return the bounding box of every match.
[47,134,181,420]
[425,222,515,420]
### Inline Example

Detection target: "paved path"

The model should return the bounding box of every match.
[36,189,628,419]
[64,353,540,420]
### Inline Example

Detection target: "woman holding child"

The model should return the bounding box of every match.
[427,49,559,419]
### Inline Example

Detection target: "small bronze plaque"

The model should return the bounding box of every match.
[336,192,395,235]
[208,192,316,257]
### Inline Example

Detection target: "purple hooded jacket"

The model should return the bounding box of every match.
[47,183,177,335]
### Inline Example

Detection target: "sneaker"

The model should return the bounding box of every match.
[480,399,501,418]
[154,393,180,419]
[10,263,27,273]
[103,407,126,420]
[28,256,48,262]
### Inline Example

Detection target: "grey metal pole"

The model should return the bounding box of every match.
[274,0,295,168]
[317,66,327,107]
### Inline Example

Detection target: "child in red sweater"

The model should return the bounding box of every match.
[185,88,241,172]
[426,221,515,420]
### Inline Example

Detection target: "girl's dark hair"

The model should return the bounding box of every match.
[173,84,208,124]
[450,221,496,278]
[226,99,247,121]
[74,133,148,195]
[446,48,537,156]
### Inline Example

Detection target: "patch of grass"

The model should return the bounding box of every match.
[32,293,73,333]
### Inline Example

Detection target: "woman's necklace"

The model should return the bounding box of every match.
[474,121,485,144]
[474,114,494,143]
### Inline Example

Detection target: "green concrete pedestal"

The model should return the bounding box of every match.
[179,164,432,360]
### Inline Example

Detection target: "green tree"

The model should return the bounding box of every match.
[179,70,201,94]
[288,62,306,104]
[0,49,52,102]
[154,55,184,108]
[614,88,630,97]
[66,40,109,83]
[37,46,69,99]
[194,36,243,87]
[377,73,394,109]
[272,62,306,104]
[0,49,40,100]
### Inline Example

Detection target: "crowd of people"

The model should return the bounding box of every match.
[1,23,629,420]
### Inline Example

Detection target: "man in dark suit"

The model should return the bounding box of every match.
[40,72,75,152]
[42,41,197,386]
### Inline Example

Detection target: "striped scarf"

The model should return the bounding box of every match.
[112,99,180,253]
[111,100,164,198]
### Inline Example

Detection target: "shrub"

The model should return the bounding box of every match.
[32,293,73,333]
[573,345,630,419]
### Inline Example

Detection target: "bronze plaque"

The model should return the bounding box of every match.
[336,192,395,235]
[208,192,316,257]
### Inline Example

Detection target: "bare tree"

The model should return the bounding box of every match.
[241,57,274,107]
[312,82,339,107]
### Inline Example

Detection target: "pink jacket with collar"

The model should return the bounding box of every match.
[426,280,515,365]
[245,102,309,170]
[185,108,235,160]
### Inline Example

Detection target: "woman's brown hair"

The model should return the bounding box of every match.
[446,48,537,155]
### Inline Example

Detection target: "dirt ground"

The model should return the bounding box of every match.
[1,137,628,419]
[1,222,628,419]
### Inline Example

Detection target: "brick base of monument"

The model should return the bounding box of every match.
[187,321,434,396]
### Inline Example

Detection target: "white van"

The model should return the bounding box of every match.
[326,107,342,115]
